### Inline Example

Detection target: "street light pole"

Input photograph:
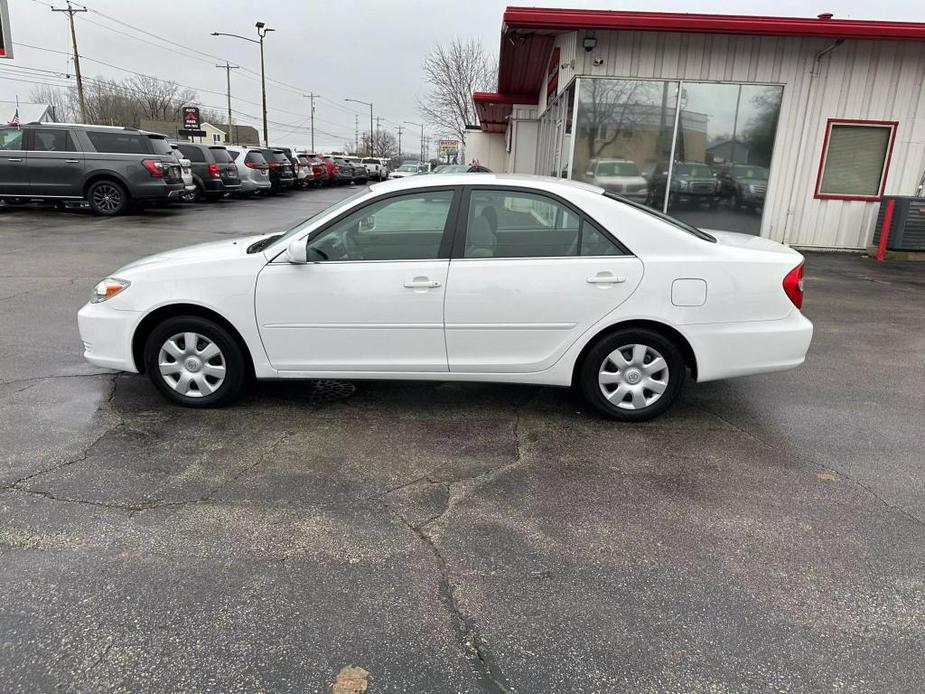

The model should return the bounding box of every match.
[211,22,274,147]
[404,121,425,163]
[345,98,373,157]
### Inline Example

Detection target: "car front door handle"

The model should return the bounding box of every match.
[65,159,81,164]
[587,273,625,284]
[6,158,23,163]
[403,278,441,289]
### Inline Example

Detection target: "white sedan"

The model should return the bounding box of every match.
[78,174,812,421]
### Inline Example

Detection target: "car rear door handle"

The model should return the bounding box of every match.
[6,157,23,163]
[65,159,80,164]
[587,273,625,284]
[403,278,441,289]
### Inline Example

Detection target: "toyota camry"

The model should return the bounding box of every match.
[78,174,812,421]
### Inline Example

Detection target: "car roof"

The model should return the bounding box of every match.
[370,173,603,194]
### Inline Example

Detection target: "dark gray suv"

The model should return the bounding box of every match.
[174,143,241,202]
[0,123,185,216]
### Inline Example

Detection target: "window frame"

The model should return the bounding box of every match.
[28,127,77,153]
[813,118,898,202]
[300,186,462,263]
[452,185,632,260]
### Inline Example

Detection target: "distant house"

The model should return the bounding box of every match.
[1,102,56,124]
[139,119,259,145]
[706,138,752,166]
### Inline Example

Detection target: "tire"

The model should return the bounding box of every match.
[578,328,685,422]
[87,179,129,216]
[143,316,248,408]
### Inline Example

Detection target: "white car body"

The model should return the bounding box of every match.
[225,145,271,194]
[169,145,196,195]
[78,174,812,416]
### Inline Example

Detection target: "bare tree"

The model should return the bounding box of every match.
[418,38,496,144]
[359,130,399,159]
[28,85,73,122]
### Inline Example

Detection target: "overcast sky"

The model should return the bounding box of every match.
[2,0,923,151]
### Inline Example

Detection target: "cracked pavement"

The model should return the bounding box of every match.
[2,193,925,693]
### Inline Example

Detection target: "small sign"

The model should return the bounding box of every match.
[0,0,13,59]
[182,106,201,131]
[439,139,459,157]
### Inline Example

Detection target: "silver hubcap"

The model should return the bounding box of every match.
[158,332,226,398]
[598,343,669,410]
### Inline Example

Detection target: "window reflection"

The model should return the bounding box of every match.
[572,79,783,235]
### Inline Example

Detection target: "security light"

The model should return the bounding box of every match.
[583,35,597,52]
[255,21,265,29]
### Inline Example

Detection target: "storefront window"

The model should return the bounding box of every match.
[573,79,679,210]
[572,78,783,235]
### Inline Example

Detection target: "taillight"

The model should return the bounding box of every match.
[783,262,805,309]
[142,159,165,177]
[268,160,280,169]
[207,163,221,178]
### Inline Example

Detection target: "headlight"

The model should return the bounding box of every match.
[91,278,131,303]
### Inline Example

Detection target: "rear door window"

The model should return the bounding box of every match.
[30,129,76,152]
[86,131,150,154]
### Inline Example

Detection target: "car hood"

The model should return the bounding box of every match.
[115,234,271,274]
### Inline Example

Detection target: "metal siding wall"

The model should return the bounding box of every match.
[568,31,925,248]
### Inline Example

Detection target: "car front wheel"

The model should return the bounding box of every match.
[143,316,247,407]
[579,328,685,422]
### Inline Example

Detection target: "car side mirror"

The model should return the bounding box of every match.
[286,238,308,264]
[359,215,375,232]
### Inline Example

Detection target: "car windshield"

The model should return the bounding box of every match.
[731,165,769,180]
[603,192,716,243]
[209,147,233,163]
[397,164,418,172]
[675,164,713,178]
[434,165,468,174]
[147,136,174,156]
[596,161,640,177]
[274,188,371,245]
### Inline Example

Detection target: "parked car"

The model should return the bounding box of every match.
[432,164,493,174]
[648,161,720,208]
[330,158,354,185]
[256,148,295,192]
[0,123,184,216]
[390,162,427,179]
[225,145,272,197]
[584,158,648,202]
[305,155,327,187]
[319,156,339,185]
[362,157,388,181]
[295,155,315,188]
[350,161,368,185]
[78,173,813,421]
[718,164,769,211]
[169,144,196,200]
[174,142,241,202]
[275,147,310,189]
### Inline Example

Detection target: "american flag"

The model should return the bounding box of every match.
[7,108,19,126]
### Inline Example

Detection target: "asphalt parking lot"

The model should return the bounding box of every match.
[2,190,925,693]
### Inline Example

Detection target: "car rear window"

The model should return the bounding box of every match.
[209,147,233,163]
[227,150,240,161]
[177,144,205,162]
[86,131,150,154]
[271,152,290,163]
[147,136,174,156]
[244,151,267,166]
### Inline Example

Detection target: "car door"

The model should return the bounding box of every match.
[27,127,85,197]
[255,188,459,373]
[0,125,29,196]
[444,187,644,373]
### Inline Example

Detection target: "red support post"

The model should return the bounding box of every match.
[876,198,896,262]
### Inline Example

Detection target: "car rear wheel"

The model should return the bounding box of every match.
[143,316,247,408]
[87,180,129,216]
[578,328,685,422]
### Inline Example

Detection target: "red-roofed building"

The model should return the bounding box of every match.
[466,7,925,248]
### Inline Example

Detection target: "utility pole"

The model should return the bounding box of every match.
[303,93,318,151]
[396,125,404,160]
[375,116,382,156]
[51,1,88,123]
[354,115,359,154]
[216,61,239,143]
